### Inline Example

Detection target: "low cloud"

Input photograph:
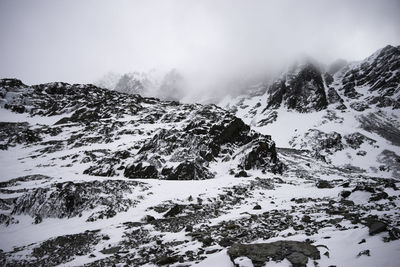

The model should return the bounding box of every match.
[1,0,399,100]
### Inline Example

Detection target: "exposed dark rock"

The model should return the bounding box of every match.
[290,129,343,156]
[350,101,369,111]
[0,78,283,180]
[241,138,282,174]
[234,170,249,178]
[0,122,42,148]
[367,220,387,235]
[344,132,377,149]
[341,45,400,108]
[324,73,334,86]
[100,246,122,255]
[316,180,334,189]
[357,249,370,257]
[144,215,155,223]
[340,191,351,198]
[164,204,184,217]
[124,163,159,179]
[10,179,143,222]
[228,241,320,267]
[83,165,116,177]
[166,161,214,180]
[257,110,278,126]
[327,87,345,109]
[369,192,388,201]
[265,62,328,113]
[211,117,250,145]
[156,255,180,265]
[358,112,400,146]
[4,230,103,266]
[302,215,312,223]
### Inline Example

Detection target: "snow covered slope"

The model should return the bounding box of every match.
[220,45,400,178]
[0,47,399,267]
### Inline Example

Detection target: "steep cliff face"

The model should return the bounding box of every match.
[266,62,328,113]
[340,45,400,108]
[219,45,400,176]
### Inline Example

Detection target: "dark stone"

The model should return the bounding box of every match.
[164,204,183,217]
[241,139,282,174]
[202,236,214,246]
[34,214,42,224]
[211,117,250,145]
[166,161,214,180]
[302,215,311,223]
[235,170,249,178]
[341,182,350,188]
[156,256,179,265]
[100,246,122,255]
[228,241,320,267]
[357,250,370,257]
[368,221,387,235]
[253,205,262,210]
[369,192,388,201]
[316,180,334,189]
[219,237,234,247]
[83,165,116,177]
[124,163,158,179]
[389,227,400,240]
[324,73,334,86]
[144,215,155,222]
[341,191,351,198]
[265,63,328,113]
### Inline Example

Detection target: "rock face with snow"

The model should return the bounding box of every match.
[228,241,321,267]
[220,45,400,177]
[1,45,400,267]
[266,62,328,112]
[340,45,400,108]
[0,79,282,182]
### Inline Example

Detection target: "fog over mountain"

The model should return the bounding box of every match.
[1,0,400,101]
[1,1,400,266]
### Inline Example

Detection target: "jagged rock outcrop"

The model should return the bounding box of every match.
[8,178,146,222]
[228,241,320,267]
[340,45,400,108]
[265,62,328,113]
[0,78,282,180]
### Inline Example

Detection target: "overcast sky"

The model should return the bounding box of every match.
[0,0,399,86]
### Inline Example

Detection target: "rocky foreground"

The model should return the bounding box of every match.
[0,77,399,267]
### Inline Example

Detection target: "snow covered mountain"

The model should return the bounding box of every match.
[95,69,186,102]
[0,45,399,267]
[220,45,400,178]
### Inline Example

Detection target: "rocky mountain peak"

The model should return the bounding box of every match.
[266,61,328,113]
[340,44,400,108]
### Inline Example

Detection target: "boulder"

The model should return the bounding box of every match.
[368,220,387,235]
[166,161,214,180]
[124,163,158,179]
[228,241,320,267]
[316,180,334,189]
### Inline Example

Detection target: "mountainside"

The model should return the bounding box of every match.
[95,69,186,102]
[0,46,399,267]
[265,61,328,113]
[220,45,400,177]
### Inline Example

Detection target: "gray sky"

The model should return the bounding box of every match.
[0,0,399,86]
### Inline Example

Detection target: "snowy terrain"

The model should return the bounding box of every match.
[0,45,399,267]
